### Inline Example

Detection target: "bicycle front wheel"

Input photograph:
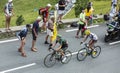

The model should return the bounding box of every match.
[61,50,72,64]
[91,46,101,58]
[77,48,87,61]
[44,53,56,68]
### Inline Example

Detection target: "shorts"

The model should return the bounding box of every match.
[5,13,12,17]
[78,24,85,30]
[58,10,64,15]
[32,31,37,40]
[47,28,53,36]
[61,44,68,51]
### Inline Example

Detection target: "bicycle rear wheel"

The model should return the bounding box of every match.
[91,46,101,58]
[61,50,72,64]
[44,53,56,68]
[77,48,87,61]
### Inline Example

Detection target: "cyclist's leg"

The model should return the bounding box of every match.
[88,40,94,50]
[89,40,97,50]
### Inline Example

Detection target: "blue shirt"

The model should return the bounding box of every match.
[19,27,28,37]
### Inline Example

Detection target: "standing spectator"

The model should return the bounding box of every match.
[57,0,66,23]
[44,16,54,47]
[109,4,117,21]
[39,4,52,31]
[111,0,117,7]
[4,0,14,32]
[17,24,31,57]
[75,8,87,38]
[31,16,41,52]
[85,5,92,26]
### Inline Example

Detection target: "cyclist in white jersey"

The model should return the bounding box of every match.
[81,30,98,51]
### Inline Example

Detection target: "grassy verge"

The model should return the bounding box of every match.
[0,0,57,28]
[64,0,111,19]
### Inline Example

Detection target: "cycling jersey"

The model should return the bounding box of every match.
[88,33,98,41]
[56,38,68,49]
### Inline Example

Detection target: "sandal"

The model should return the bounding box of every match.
[18,48,22,52]
[31,48,37,52]
[21,53,27,57]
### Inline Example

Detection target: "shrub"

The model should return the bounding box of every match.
[74,0,89,17]
[16,15,25,26]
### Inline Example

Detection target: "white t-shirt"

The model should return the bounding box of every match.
[5,3,13,16]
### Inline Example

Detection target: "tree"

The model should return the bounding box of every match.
[74,0,89,17]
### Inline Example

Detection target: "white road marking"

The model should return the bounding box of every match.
[0,39,18,44]
[66,25,99,32]
[109,41,120,45]
[0,63,36,73]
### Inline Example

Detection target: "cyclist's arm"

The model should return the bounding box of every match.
[56,45,62,51]
[82,35,89,42]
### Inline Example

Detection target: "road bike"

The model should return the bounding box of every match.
[77,43,101,61]
[44,48,72,68]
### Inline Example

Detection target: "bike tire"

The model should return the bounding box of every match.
[77,48,87,61]
[44,53,56,68]
[91,46,101,58]
[61,50,72,64]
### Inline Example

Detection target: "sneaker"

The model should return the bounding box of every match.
[62,56,67,62]
[44,41,49,44]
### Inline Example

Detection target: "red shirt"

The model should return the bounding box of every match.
[40,7,49,18]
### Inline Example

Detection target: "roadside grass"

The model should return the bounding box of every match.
[64,1,111,19]
[0,0,57,28]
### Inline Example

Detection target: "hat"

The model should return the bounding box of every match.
[8,0,12,2]
[47,4,52,7]
[36,16,41,20]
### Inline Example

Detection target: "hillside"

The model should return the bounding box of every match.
[0,0,58,28]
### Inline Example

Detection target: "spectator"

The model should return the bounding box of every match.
[39,4,52,31]
[111,0,117,7]
[4,0,14,32]
[109,4,117,21]
[57,0,66,23]
[85,5,92,26]
[16,24,31,57]
[85,2,94,26]
[44,16,55,47]
[31,16,41,52]
[75,8,87,38]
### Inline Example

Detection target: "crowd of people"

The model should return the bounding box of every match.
[2,0,120,57]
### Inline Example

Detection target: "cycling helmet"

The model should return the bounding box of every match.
[85,30,90,35]
[57,34,62,38]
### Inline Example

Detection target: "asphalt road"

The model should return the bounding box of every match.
[0,24,120,73]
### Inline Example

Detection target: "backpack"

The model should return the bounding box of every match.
[70,22,78,27]
[103,14,109,21]
[38,8,45,15]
